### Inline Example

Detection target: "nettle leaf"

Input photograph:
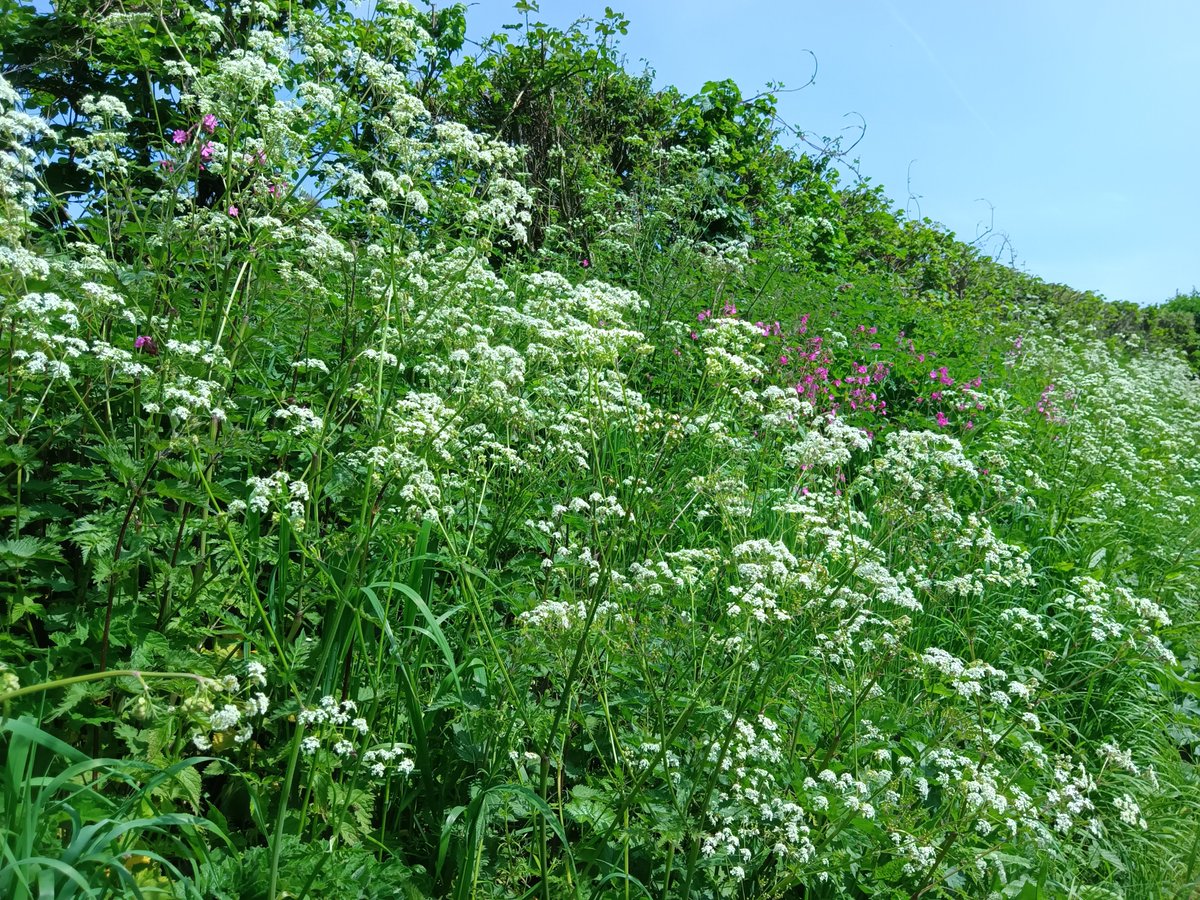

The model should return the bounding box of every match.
[129,630,172,668]
[155,479,210,506]
[0,535,64,565]
[152,761,203,812]
[70,513,118,565]
[115,721,149,755]
[564,784,615,830]
[45,681,92,724]
[92,443,140,482]
[1,501,72,529]
[7,595,46,625]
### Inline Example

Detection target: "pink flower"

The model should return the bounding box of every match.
[936,411,949,427]
[134,335,158,356]
[228,205,239,217]
[200,142,214,161]
[171,129,188,145]
[202,114,218,133]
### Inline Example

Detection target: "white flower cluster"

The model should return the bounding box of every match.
[187,661,271,751]
[299,696,366,732]
[783,413,872,471]
[613,548,720,599]
[918,648,1035,707]
[700,714,815,879]
[230,470,310,523]
[297,697,415,780]
[519,598,619,632]
[292,358,330,374]
[274,403,325,437]
[363,745,416,779]
[1061,576,1175,663]
[145,373,229,424]
[1113,793,1147,829]
[725,540,801,625]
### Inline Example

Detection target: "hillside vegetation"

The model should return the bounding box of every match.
[1,2,1198,897]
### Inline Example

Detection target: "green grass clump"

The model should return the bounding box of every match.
[1,3,1198,898]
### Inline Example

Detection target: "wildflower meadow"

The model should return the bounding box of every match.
[1,2,1199,897]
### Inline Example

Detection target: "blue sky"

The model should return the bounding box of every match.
[465,0,1200,305]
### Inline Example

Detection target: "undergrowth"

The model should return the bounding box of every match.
[1,2,1198,898]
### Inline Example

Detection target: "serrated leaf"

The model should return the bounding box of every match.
[155,479,208,505]
[0,535,63,564]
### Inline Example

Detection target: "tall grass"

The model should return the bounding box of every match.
[1,3,1198,898]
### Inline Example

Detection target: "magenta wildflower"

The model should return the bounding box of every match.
[200,142,214,162]
[579,257,590,268]
[134,336,158,356]
[171,129,188,145]
[228,205,239,217]
[202,114,218,133]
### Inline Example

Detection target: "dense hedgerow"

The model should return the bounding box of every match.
[1,2,1198,899]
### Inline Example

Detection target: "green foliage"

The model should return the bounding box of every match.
[1161,289,1200,368]
[0,1,1198,898]
[0,717,217,899]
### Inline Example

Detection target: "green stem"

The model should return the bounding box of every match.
[0,670,214,705]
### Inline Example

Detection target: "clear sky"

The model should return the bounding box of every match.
[465,0,1200,305]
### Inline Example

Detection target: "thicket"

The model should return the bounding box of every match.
[1,1,1198,898]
